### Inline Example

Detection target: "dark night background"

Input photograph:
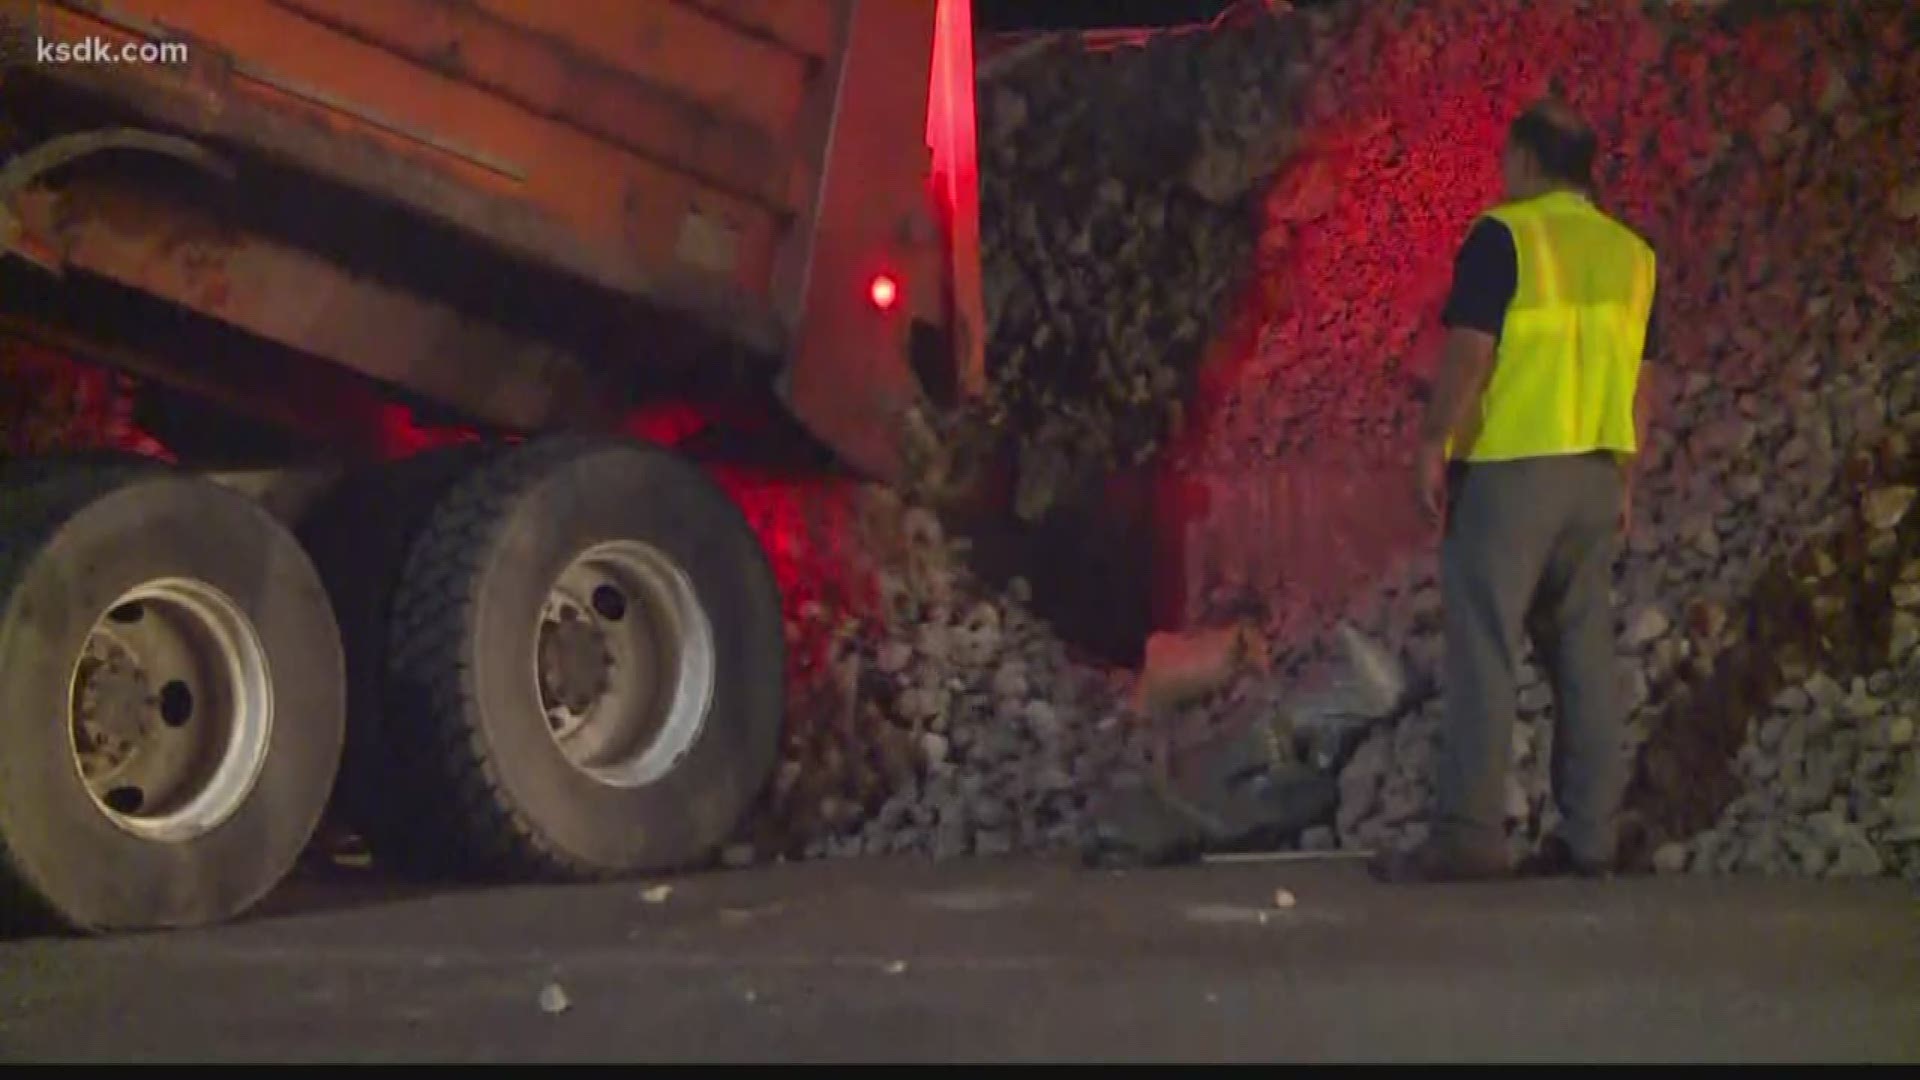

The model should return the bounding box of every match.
[975,0,1255,32]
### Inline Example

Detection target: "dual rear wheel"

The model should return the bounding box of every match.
[0,439,784,931]
[307,437,784,881]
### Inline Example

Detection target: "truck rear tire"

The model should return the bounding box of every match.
[0,468,344,931]
[380,437,785,879]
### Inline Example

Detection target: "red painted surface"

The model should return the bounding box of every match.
[372,405,484,458]
[0,340,173,462]
[618,400,713,450]
[709,465,888,680]
[927,0,986,395]
[783,0,948,482]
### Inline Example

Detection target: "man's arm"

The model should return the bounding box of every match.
[1628,360,1651,469]
[1413,218,1515,521]
[1618,299,1658,534]
[1423,218,1517,454]
[1419,328,1499,452]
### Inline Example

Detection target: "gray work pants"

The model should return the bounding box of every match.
[1435,451,1626,864]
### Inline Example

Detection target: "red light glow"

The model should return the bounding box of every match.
[869,273,899,311]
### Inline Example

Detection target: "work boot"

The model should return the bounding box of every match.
[1517,836,1613,879]
[1368,837,1509,883]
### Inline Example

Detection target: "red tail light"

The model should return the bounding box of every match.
[868,273,899,311]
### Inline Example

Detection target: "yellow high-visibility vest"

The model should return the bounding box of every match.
[1450,190,1656,463]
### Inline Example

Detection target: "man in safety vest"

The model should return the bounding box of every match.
[1374,100,1656,883]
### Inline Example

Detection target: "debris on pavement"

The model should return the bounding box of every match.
[719,902,788,926]
[640,884,674,904]
[1082,624,1410,868]
[538,983,570,1015]
[1202,849,1373,864]
[1182,903,1272,927]
[1134,622,1271,715]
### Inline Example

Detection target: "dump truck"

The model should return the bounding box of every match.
[0,0,985,931]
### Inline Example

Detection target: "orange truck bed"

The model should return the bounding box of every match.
[6,0,983,478]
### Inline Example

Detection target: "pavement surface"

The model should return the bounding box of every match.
[2,857,1917,1062]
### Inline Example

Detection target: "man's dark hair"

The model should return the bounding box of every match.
[1509,100,1598,187]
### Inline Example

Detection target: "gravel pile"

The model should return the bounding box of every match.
[731,490,1150,862]
[953,1,1369,519]
[1289,1,1920,875]
[1666,660,1920,880]
[1648,483,1920,879]
[736,488,1375,864]
[740,0,1920,877]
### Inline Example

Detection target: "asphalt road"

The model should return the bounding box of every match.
[2,857,1916,1062]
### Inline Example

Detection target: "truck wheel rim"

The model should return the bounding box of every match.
[67,578,275,843]
[535,540,716,788]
